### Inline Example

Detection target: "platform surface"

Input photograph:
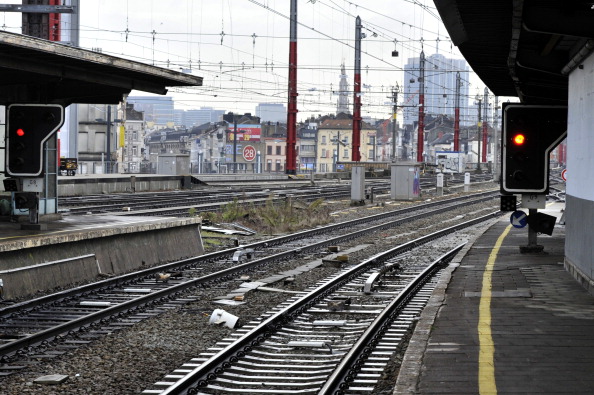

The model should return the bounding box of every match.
[0,214,199,252]
[395,202,594,394]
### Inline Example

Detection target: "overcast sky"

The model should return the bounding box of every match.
[0,0,490,121]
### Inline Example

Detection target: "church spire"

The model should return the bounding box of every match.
[337,62,350,115]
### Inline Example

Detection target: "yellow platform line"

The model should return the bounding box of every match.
[478,224,511,395]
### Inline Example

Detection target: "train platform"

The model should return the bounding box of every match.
[0,214,200,251]
[0,214,204,300]
[394,202,594,394]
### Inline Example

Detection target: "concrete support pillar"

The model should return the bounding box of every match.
[351,166,365,204]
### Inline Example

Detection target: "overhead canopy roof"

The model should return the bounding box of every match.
[434,0,594,104]
[0,31,202,105]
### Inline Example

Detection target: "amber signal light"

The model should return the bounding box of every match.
[512,133,525,145]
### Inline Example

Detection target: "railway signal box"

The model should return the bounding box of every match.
[6,104,64,177]
[501,104,567,194]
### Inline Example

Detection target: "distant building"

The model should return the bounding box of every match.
[127,96,174,125]
[145,127,195,173]
[255,103,286,123]
[77,103,118,174]
[317,116,376,173]
[264,137,287,172]
[175,107,224,127]
[403,53,471,126]
[298,122,317,172]
[119,104,147,174]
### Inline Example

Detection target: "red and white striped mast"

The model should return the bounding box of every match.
[285,0,298,174]
[352,16,362,162]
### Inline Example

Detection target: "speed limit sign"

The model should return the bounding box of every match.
[243,145,256,161]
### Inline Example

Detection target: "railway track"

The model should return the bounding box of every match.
[58,174,493,216]
[142,218,486,394]
[0,191,498,376]
[59,182,391,216]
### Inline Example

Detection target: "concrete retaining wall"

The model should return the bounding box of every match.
[0,218,204,300]
[58,175,183,196]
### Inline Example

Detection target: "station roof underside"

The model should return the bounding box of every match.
[0,31,202,106]
[434,0,594,104]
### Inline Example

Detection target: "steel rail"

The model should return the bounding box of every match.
[318,244,465,394]
[0,192,497,363]
[0,191,496,318]
[160,211,501,394]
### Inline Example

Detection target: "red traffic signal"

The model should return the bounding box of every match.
[501,104,567,194]
[512,133,525,146]
[6,104,64,177]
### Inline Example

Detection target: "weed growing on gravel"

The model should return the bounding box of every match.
[202,196,331,235]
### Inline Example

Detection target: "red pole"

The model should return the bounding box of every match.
[482,87,488,163]
[49,0,61,42]
[352,16,362,162]
[417,51,425,163]
[559,141,566,165]
[454,71,460,152]
[285,0,298,174]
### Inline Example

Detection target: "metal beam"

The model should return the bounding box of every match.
[0,4,74,13]
[523,1,594,38]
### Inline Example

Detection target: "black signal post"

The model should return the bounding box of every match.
[6,104,64,177]
[501,103,567,253]
[501,104,567,194]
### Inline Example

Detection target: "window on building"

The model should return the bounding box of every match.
[276,160,281,172]
[322,148,327,158]
[267,160,272,171]
[321,136,327,144]
[132,146,138,156]
[369,136,376,145]
[267,146,272,155]
[276,146,281,155]
[369,149,374,160]
[343,149,348,158]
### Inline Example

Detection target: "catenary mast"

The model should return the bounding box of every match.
[285,0,298,174]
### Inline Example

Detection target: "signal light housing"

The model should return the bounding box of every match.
[5,104,64,177]
[501,104,567,194]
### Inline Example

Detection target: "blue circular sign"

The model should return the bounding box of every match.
[510,211,528,228]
